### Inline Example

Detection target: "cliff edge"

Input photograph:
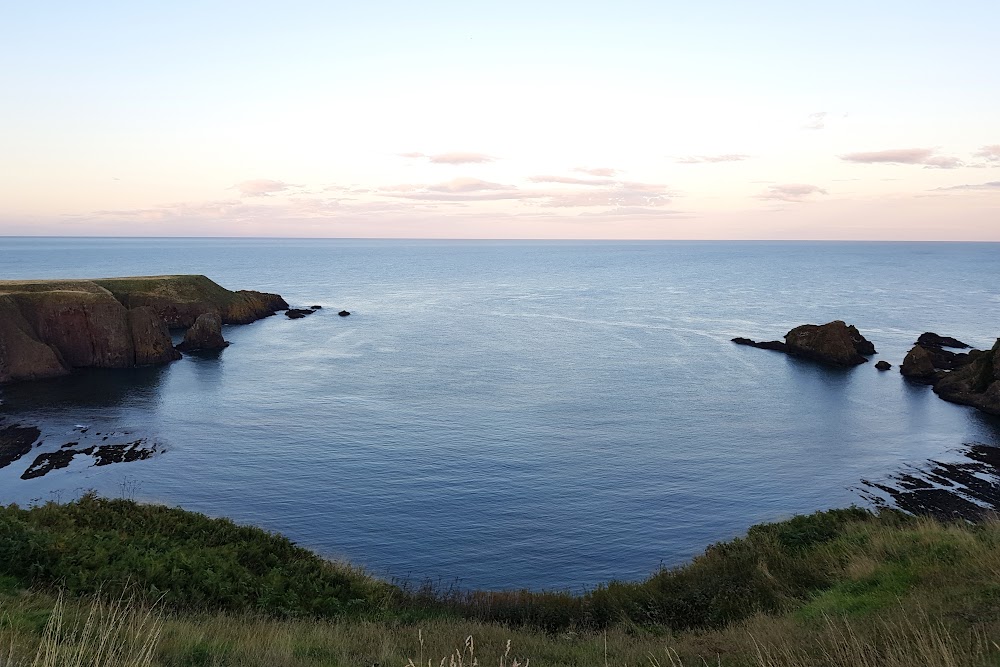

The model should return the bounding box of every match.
[0,276,287,383]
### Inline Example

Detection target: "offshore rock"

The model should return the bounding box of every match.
[286,308,315,319]
[128,306,182,365]
[917,332,970,349]
[338,310,351,317]
[784,320,876,366]
[875,360,892,371]
[176,313,229,352]
[731,337,788,352]
[900,345,939,382]
[934,339,1000,416]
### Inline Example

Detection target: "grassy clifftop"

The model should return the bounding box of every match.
[2,496,999,665]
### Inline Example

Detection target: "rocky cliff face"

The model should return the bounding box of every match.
[0,276,286,383]
[933,339,1000,415]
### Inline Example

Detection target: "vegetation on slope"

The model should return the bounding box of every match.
[2,496,1000,665]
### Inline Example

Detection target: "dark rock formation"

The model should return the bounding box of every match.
[933,339,1000,415]
[875,360,892,371]
[338,310,351,317]
[286,308,315,319]
[20,438,159,479]
[917,332,970,349]
[128,306,182,365]
[0,276,286,383]
[311,305,323,310]
[0,424,40,469]
[0,295,67,382]
[96,275,289,327]
[176,313,229,352]
[21,448,80,479]
[784,320,876,366]
[731,337,787,352]
[900,345,939,382]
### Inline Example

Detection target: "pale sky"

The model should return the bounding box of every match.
[1,1,998,240]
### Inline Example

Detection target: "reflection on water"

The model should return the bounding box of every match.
[0,366,168,414]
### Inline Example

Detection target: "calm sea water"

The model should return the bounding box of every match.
[1,238,999,590]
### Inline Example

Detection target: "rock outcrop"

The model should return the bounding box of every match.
[95,275,288,327]
[933,339,1000,415]
[875,360,892,371]
[900,345,938,382]
[286,308,316,319]
[785,321,875,366]
[734,320,876,367]
[0,276,286,383]
[917,332,970,349]
[129,306,182,365]
[176,313,229,352]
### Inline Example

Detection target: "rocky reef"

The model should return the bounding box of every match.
[0,276,287,383]
[733,320,876,367]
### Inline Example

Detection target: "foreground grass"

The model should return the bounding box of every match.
[2,497,1000,665]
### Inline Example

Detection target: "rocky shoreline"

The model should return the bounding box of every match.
[0,275,288,383]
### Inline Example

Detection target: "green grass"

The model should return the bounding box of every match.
[3,497,1000,665]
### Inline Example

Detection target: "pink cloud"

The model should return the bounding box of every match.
[398,151,496,164]
[802,112,827,130]
[758,184,827,202]
[675,154,749,164]
[573,167,619,177]
[234,179,299,197]
[427,177,510,193]
[536,182,671,208]
[973,145,1000,163]
[839,148,963,169]
[528,175,616,186]
[934,181,1000,191]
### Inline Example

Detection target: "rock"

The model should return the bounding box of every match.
[784,320,876,366]
[286,308,315,319]
[732,337,788,352]
[128,306,181,365]
[338,310,351,317]
[875,360,892,371]
[917,332,970,349]
[95,275,289,327]
[0,276,285,383]
[311,305,323,310]
[21,448,82,480]
[176,313,229,352]
[933,339,1000,415]
[0,295,68,382]
[900,345,939,382]
[0,424,41,469]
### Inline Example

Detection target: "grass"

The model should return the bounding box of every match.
[3,497,1000,665]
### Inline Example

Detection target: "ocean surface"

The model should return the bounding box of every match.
[1,238,999,590]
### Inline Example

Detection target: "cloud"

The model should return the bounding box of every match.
[758,184,827,202]
[399,151,496,164]
[675,154,749,164]
[536,182,672,208]
[573,167,619,177]
[973,145,1000,163]
[839,148,963,169]
[802,112,827,130]
[528,175,616,186]
[234,179,299,197]
[934,181,1000,191]
[426,177,510,193]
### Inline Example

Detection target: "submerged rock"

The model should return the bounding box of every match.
[875,360,892,371]
[0,424,41,469]
[732,337,787,352]
[176,313,229,352]
[286,308,315,319]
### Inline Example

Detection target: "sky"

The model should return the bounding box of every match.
[1,1,998,240]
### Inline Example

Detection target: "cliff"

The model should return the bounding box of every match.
[0,276,287,384]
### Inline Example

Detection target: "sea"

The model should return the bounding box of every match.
[1,238,999,590]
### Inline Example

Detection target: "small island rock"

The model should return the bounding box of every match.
[176,313,229,352]
[783,320,876,366]
[875,360,892,371]
[285,308,315,319]
[934,339,1000,415]
[917,332,970,349]
[900,345,938,382]
[338,310,351,317]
